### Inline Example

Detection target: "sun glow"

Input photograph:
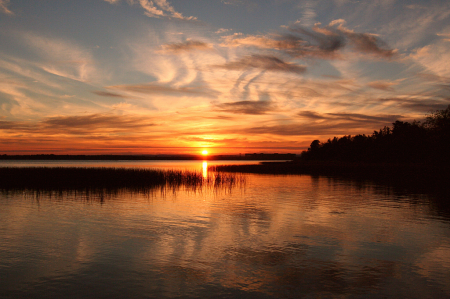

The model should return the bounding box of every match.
[202,150,208,156]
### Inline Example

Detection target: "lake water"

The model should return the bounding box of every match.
[1,160,450,298]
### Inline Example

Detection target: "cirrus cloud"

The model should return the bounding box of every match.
[0,0,13,15]
[214,100,276,115]
[159,40,213,54]
[221,21,397,60]
[214,55,307,74]
[105,0,196,20]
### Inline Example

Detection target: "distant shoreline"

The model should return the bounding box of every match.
[0,154,297,161]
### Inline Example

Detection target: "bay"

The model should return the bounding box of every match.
[1,160,449,298]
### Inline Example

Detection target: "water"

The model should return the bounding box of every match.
[1,161,450,298]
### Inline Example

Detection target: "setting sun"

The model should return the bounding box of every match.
[202,150,209,156]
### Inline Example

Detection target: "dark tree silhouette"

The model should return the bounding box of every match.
[301,105,450,165]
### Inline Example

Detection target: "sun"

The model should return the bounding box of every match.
[201,150,209,156]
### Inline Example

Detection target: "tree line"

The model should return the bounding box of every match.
[301,105,450,164]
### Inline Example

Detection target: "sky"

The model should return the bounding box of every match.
[0,0,450,155]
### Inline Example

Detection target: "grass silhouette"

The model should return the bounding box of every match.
[0,167,244,193]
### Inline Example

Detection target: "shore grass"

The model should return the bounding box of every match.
[0,167,244,193]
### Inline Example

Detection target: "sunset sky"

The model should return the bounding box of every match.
[1,0,449,155]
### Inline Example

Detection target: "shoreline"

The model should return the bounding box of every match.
[209,160,450,197]
[0,154,297,161]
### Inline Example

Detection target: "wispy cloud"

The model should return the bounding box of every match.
[214,100,275,115]
[367,80,397,91]
[1,113,157,135]
[106,0,196,20]
[409,42,450,78]
[222,21,397,60]
[92,91,131,98]
[299,110,402,123]
[216,28,232,34]
[22,34,97,82]
[138,0,165,17]
[242,111,403,137]
[108,83,218,97]
[341,30,397,58]
[42,113,156,131]
[0,120,32,131]
[220,0,258,10]
[159,40,213,54]
[214,55,307,74]
[0,0,13,15]
[298,110,327,120]
[377,97,450,112]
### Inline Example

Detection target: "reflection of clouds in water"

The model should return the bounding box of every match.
[1,175,450,297]
[415,245,450,295]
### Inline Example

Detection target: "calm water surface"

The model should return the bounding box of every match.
[1,161,450,298]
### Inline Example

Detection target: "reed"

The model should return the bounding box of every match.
[0,167,245,193]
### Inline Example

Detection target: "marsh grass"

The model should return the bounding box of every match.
[0,167,245,198]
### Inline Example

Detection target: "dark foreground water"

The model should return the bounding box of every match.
[1,161,450,298]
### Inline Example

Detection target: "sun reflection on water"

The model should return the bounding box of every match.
[202,161,208,178]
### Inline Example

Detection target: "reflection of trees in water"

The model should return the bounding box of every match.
[317,175,450,219]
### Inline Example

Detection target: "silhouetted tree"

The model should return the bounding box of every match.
[300,106,450,165]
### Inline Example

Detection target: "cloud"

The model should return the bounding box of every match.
[367,80,397,91]
[214,100,275,115]
[138,0,165,17]
[342,31,397,58]
[22,34,96,82]
[220,0,258,10]
[298,110,402,122]
[42,114,155,131]
[216,28,232,34]
[298,111,327,120]
[108,83,218,97]
[221,0,242,5]
[242,111,403,137]
[417,73,450,83]
[409,43,450,78]
[215,55,307,74]
[181,136,242,144]
[222,34,307,50]
[325,112,402,122]
[222,22,396,60]
[159,40,213,54]
[1,114,157,135]
[294,22,396,58]
[93,91,128,98]
[201,115,235,120]
[405,4,426,10]
[377,97,450,112]
[287,27,346,58]
[0,120,33,131]
[107,0,197,20]
[0,0,13,15]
